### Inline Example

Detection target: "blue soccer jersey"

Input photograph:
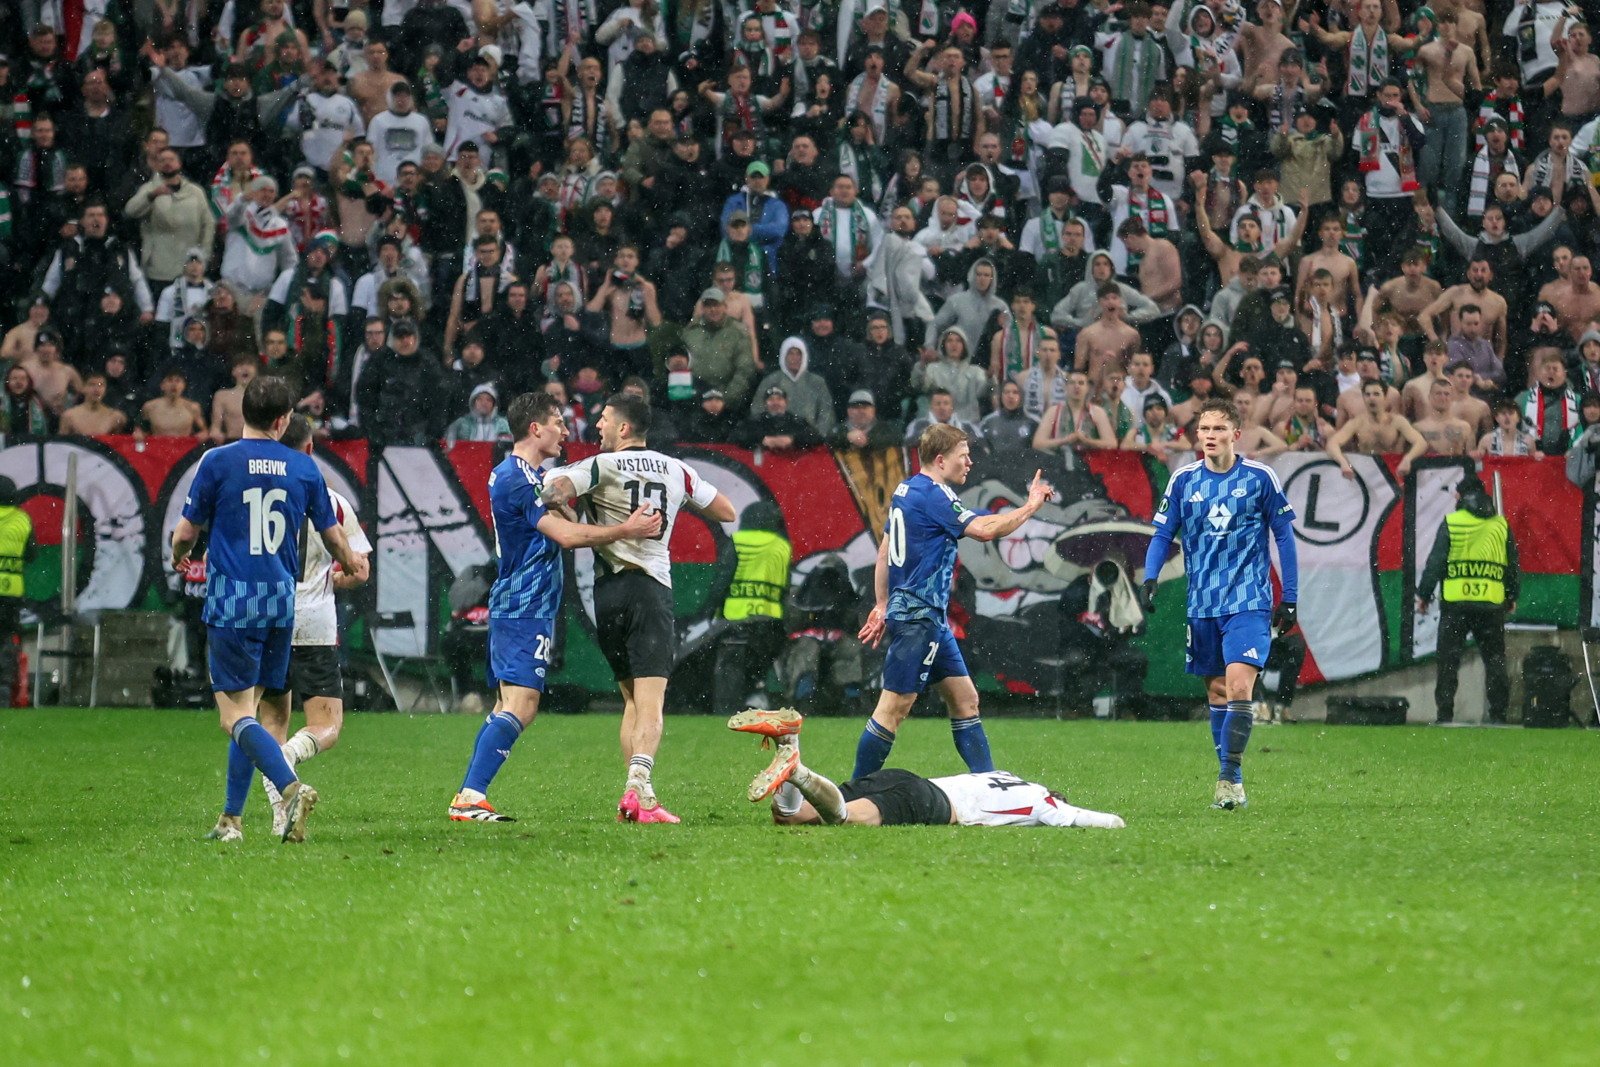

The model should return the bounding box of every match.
[182,439,337,629]
[1144,457,1299,618]
[488,454,563,621]
[884,473,986,622]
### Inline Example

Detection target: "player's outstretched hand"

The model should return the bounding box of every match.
[1026,470,1054,509]
[859,604,887,649]
[1273,601,1297,634]
[622,505,664,539]
[1140,579,1157,614]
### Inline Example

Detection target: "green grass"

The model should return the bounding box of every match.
[2,711,1598,1065]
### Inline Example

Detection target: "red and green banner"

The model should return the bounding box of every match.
[1,437,1583,697]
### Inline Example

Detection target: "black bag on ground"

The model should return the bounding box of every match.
[1522,646,1578,728]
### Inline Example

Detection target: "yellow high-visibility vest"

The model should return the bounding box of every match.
[0,506,30,599]
[1442,509,1508,605]
[723,530,791,621]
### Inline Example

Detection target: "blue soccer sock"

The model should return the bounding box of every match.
[232,716,297,792]
[1208,704,1228,776]
[950,715,995,773]
[461,712,524,795]
[852,719,896,779]
[1220,701,1254,785]
[223,740,253,817]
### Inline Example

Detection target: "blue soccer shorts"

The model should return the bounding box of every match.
[1185,610,1273,678]
[208,625,293,693]
[489,616,556,692]
[882,618,969,695]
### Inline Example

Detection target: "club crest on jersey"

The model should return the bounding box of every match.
[1208,502,1232,531]
[1231,487,1247,498]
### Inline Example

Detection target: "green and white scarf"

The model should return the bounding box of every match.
[716,238,766,295]
[1110,31,1161,113]
[1347,22,1389,97]
[817,198,873,265]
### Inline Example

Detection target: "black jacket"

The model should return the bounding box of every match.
[736,410,821,449]
[416,174,469,257]
[357,346,450,446]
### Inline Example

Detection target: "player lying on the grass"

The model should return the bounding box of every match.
[172,377,367,844]
[257,415,372,839]
[541,392,736,824]
[853,423,1055,782]
[1141,397,1298,811]
[728,709,1124,828]
[449,392,663,823]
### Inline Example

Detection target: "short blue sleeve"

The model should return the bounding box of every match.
[182,451,218,527]
[518,473,549,528]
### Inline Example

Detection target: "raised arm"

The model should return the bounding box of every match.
[963,470,1054,542]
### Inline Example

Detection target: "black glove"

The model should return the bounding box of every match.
[1273,601,1298,634]
[1141,579,1157,614]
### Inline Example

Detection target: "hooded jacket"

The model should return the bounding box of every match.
[924,256,1008,352]
[1050,255,1164,329]
[913,326,990,422]
[751,337,836,435]
[446,383,512,443]
[683,310,759,408]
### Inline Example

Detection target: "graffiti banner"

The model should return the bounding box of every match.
[1,436,1586,695]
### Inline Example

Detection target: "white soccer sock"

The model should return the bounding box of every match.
[790,763,846,824]
[627,754,655,794]
[773,782,803,817]
[283,730,320,766]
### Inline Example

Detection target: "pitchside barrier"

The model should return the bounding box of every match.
[0,438,1586,702]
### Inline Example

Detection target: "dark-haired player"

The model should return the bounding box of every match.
[172,377,365,844]
[256,415,372,839]
[449,392,663,823]
[1141,398,1299,810]
[542,393,736,823]
[730,713,1124,829]
[776,423,1051,783]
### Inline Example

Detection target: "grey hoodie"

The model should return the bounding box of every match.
[1050,252,1164,329]
[751,336,837,435]
[1208,275,1249,330]
[925,257,1008,352]
[912,326,990,422]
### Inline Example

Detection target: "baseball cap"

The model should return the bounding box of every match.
[765,385,787,398]
[391,80,413,96]
[390,318,419,337]
[702,387,725,401]
[292,164,316,181]
[699,288,726,304]
[1143,394,1169,410]
[1275,358,1296,370]
[185,246,206,262]
[1269,286,1292,303]
[729,210,750,224]
[746,160,770,178]
[1356,348,1379,362]
[1046,175,1073,196]
[849,389,876,406]
[457,140,481,155]
[479,45,504,68]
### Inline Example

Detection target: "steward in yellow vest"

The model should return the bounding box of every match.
[1415,474,1518,724]
[0,477,34,704]
[715,501,792,714]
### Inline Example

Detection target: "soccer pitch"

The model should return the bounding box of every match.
[2,711,1596,1065]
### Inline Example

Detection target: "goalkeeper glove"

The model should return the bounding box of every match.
[1141,579,1158,614]
[1273,601,1298,634]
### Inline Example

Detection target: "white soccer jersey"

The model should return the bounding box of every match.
[931,771,1087,827]
[545,450,718,588]
[292,488,372,647]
